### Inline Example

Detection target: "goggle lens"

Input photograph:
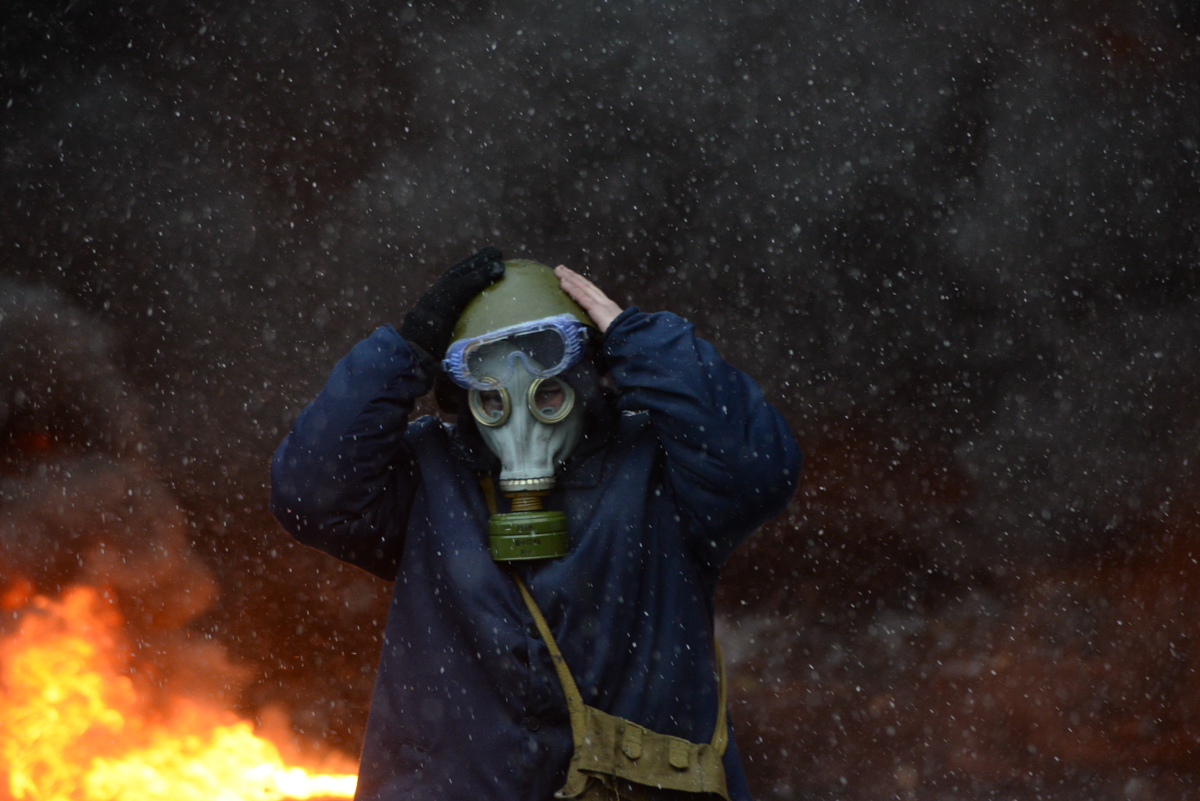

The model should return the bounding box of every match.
[444,315,588,390]
[465,329,567,385]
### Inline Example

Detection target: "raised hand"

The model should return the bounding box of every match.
[555,265,624,334]
[400,248,505,360]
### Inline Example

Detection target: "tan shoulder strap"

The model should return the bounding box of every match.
[480,474,727,755]
[512,572,589,747]
[711,638,727,755]
[479,473,499,515]
[511,572,727,755]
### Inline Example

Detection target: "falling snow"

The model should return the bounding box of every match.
[2,2,1199,799]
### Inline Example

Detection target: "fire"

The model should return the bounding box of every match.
[0,586,357,801]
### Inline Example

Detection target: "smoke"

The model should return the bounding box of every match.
[2,0,1199,796]
[0,282,243,702]
[349,0,1200,566]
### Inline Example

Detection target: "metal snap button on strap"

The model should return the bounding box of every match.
[524,716,541,732]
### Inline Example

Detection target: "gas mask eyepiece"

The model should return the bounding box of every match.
[527,378,575,423]
[468,386,511,427]
[468,377,576,430]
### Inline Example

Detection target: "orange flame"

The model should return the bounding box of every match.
[0,586,357,801]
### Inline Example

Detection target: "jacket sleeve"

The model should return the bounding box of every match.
[270,325,431,581]
[603,308,801,569]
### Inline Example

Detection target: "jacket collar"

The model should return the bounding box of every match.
[446,416,500,473]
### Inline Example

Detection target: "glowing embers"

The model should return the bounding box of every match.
[0,585,357,801]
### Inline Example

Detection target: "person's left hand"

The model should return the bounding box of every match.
[400,248,505,360]
[556,265,624,334]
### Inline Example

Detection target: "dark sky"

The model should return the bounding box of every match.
[2,1,1199,798]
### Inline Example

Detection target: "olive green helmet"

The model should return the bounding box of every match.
[451,259,597,343]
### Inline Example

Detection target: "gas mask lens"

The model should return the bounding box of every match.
[528,377,574,424]
[468,379,575,428]
[468,386,511,427]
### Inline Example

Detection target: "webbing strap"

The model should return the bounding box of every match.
[480,473,499,515]
[711,639,728,755]
[513,572,590,747]
[511,573,727,755]
[479,473,728,755]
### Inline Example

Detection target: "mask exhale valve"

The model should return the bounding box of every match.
[488,490,569,561]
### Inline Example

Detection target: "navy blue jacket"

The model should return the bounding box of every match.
[271,308,801,801]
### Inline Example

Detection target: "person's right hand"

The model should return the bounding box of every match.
[400,248,505,361]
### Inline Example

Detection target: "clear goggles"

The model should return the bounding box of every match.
[442,314,590,391]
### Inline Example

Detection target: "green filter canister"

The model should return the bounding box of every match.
[488,510,569,561]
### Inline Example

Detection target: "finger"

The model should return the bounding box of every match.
[555,266,623,333]
[556,269,590,298]
[560,281,588,307]
[556,265,606,302]
[556,266,592,300]
[566,282,605,311]
[555,264,592,288]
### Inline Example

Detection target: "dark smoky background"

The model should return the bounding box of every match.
[2,0,1199,798]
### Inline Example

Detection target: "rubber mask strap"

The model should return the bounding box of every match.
[479,473,499,516]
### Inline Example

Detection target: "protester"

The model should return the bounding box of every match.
[271,249,801,800]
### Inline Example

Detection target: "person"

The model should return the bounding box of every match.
[270,249,801,801]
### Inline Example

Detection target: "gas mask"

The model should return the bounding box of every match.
[460,347,586,562]
[441,260,598,561]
